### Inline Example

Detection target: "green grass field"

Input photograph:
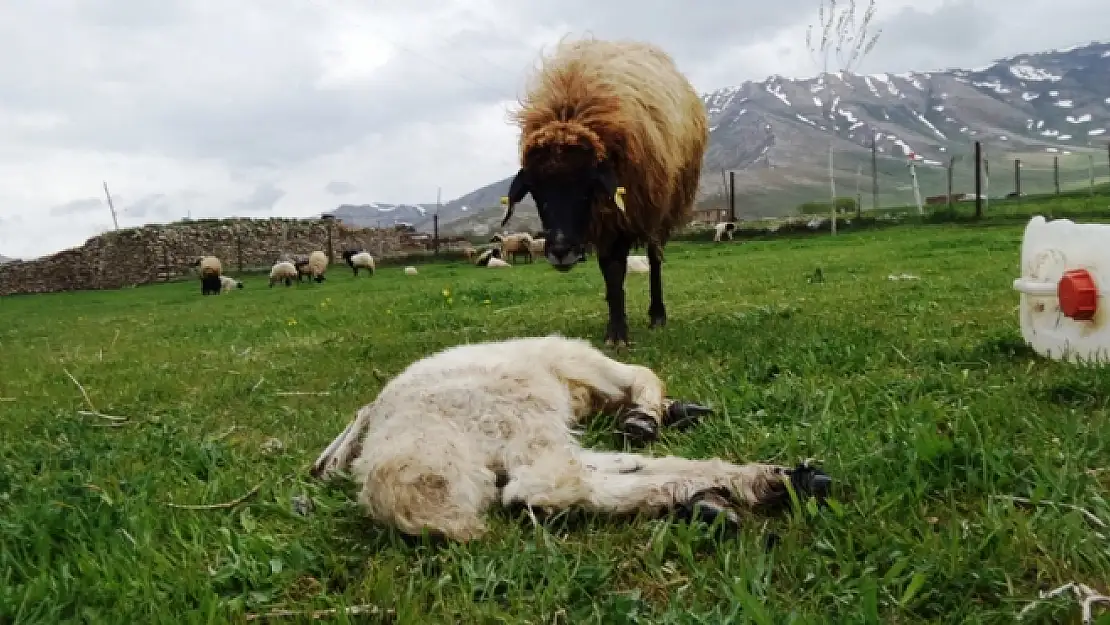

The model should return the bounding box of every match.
[4,197,1110,623]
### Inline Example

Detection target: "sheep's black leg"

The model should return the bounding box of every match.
[598,237,632,348]
[647,243,666,329]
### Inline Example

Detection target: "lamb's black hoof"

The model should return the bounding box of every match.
[664,399,715,430]
[677,488,741,534]
[785,463,832,501]
[620,411,659,442]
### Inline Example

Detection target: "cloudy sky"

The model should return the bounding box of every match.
[1,0,1107,259]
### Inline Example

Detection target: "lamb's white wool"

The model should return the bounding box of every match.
[486,257,511,268]
[404,266,418,275]
[713,222,736,242]
[219,275,243,292]
[269,261,298,287]
[343,250,376,276]
[626,255,650,273]
[301,250,329,283]
[475,248,502,267]
[311,335,814,542]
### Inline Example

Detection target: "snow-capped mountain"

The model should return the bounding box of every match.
[321,202,438,229]
[341,40,1110,234]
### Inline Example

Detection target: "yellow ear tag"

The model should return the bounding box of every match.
[500,196,509,206]
[613,187,627,212]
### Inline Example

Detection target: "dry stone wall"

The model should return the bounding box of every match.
[0,217,424,296]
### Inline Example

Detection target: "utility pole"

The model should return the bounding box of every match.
[871,133,879,210]
[433,186,441,256]
[728,171,736,222]
[102,181,120,231]
[974,141,983,219]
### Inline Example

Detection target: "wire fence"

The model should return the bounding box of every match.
[693,140,1110,225]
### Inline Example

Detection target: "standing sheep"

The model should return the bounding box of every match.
[311,334,831,542]
[342,250,376,276]
[714,222,736,242]
[298,250,329,283]
[192,256,223,295]
[269,261,298,287]
[490,233,534,264]
[529,237,546,259]
[499,37,710,347]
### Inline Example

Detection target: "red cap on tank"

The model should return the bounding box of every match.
[1058,268,1098,320]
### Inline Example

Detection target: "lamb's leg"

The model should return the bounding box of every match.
[647,243,666,329]
[598,237,632,349]
[551,340,713,442]
[502,451,830,530]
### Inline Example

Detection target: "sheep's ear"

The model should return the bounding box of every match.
[501,168,530,227]
[594,161,625,214]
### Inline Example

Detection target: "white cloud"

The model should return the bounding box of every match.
[0,0,1106,258]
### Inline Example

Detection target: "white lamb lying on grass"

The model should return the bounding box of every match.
[311,334,830,542]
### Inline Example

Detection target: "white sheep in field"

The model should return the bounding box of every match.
[269,261,298,287]
[486,257,511,268]
[342,250,376,276]
[192,256,223,295]
[714,222,736,242]
[626,255,649,274]
[219,276,244,292]
[490,233,534,264]
[529,237,546,257]
[298,250,329,283]
[310,334,830,542]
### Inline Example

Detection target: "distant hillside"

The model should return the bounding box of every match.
[0,255,13,264]
[330,40,1110,236]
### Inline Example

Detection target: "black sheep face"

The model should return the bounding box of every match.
[500,152,623,273]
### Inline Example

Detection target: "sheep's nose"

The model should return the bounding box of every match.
[546,242,582,271]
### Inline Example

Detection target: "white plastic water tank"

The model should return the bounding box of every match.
[1012,215,1110,363]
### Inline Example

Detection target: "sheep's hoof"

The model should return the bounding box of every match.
[648,305,666,329]
[785,463,832,501]
[619,410,659,442]
[663,399,714,430]
[677,488,741,533]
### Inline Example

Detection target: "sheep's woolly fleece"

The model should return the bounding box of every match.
[511,37,709,249]
[269,261,298,286]
[311,334,831,542]
[305,250,329,280]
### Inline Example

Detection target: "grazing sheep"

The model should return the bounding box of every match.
[404,266,418,276]
[220,275,244,292]
[269,261,298,287]
[298,250,329,283]
[486,257,511,268]
[714,222,736,242]
[500,37,710,347]
[342,250,376,276]
[192,256,223,295]
[490,233,535,264]
[310,334,831,542]
[475,248,503,267]
[530,237,546,258]
[626,255,649,274]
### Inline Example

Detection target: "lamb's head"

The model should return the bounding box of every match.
[341,249,358,267]
[501,124,625,272]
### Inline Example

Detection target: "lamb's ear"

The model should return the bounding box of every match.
[500,168,531,227]
[593,161,626,214]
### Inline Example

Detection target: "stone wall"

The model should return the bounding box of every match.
[0,217,432,296]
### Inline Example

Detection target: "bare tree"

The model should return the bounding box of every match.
[805,0,882,234]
